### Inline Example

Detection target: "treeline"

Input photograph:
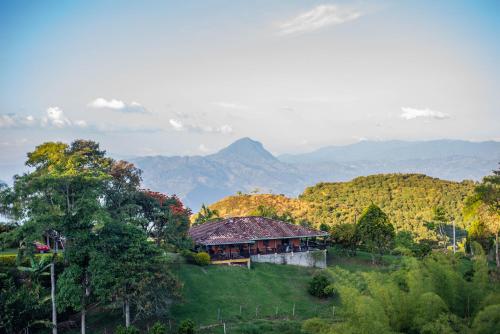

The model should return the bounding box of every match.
[0,140,191,333]
[207,174,475,241]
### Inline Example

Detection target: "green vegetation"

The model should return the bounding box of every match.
[171,263,334,325]
[0,140,191,333]
[207,174,475,241]
[1,140,498,334]
[356,204,395,263]
[307,272,333,298]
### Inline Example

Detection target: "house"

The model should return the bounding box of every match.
[189,216,328,268]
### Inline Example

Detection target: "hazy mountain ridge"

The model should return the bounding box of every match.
[133,138,500,210]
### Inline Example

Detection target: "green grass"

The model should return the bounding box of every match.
[171,263,334,327]
[326,247,401,272]
[62,250,402,333]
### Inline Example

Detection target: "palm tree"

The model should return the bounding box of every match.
[194,204,220,225]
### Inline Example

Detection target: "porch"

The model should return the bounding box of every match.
[205,238,327,262]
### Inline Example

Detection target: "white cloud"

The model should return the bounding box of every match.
[277,5,362,36]
[400,107,450,120]
[88,98,146,113]
[0,107,87,129]
[217,124,233,134]
[43,107,72,128]
[169,119,232,134]
[212,102,249,110]
[169,119,184,131]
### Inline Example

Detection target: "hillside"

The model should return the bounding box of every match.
[134,138,499,211]
[207,174,476,239]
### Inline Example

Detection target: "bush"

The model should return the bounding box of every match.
[115,325,140,334]
[308,272,333,298]
[302,317,330,334]
[148,321,167,334]
[193,252,210,266]
[178,319,195,334]
[0,254,17,267]
[0,253,63,268]
[181,250,195,264]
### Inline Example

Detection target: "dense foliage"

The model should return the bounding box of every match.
[308,272,333,298]
[207,174,475,241]
[0,140,190,333]
[303,246,499,334]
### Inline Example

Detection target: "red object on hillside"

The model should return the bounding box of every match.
[34,242,50,253]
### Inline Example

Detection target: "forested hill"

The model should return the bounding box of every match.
[207,174,476,239]
[133,138,499,211]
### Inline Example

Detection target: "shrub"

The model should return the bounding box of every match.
[148,321,167,334]
[178,319,195,334]
[0,254,17,267]
[193,252,210,266]
[115,325,140,334]
[302,317,330,334]
[308,272,333,298]
[181,250,195,264]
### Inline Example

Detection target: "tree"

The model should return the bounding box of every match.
[471,304,500,334]
[356,204,395,263]
[135,190,191,249]
[90,222,180,327]
[193,204,220,225]
[0,278,51,333]
[465,166,500,267]
[330,223,358,256]
[11,140,112,334]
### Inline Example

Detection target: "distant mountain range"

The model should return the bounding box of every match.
[132,138,500,211]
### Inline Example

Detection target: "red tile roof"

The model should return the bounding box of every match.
[189,216,328,246]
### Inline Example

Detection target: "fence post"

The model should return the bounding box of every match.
[292,303,295,317]
[223,322,226,334]
[255,306,258,318]
[217,308,221,322]
[240,305,242,316]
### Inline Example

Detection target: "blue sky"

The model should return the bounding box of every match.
[1,0,499,180]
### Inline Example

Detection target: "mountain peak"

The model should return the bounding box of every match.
[212,138,277,162]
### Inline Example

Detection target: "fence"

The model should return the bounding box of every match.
[190,302,337,334]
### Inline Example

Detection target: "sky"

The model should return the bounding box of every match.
[1,0,499,180]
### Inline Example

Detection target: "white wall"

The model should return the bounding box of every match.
[250,250,326,269]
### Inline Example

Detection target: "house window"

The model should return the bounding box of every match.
[263,240,269,246]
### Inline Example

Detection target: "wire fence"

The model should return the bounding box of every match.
[187,302,337,334]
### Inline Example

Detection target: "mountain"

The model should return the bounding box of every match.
[279,140,500,163]
[133,138,307,210]
[133,138,499,211]
[207,174,476,239]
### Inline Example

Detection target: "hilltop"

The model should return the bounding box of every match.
[134,138,499,211]
[207,174,476,239]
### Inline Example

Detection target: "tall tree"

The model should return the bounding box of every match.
[90,221,180,327]
[356,204,395,263]
[11,140,112,334]
[465,165,500,267]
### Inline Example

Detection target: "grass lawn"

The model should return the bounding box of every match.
[327,247,401,272]
[64,250,402,333]
[171,263,334,327]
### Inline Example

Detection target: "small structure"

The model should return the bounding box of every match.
[189,216,328,268]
